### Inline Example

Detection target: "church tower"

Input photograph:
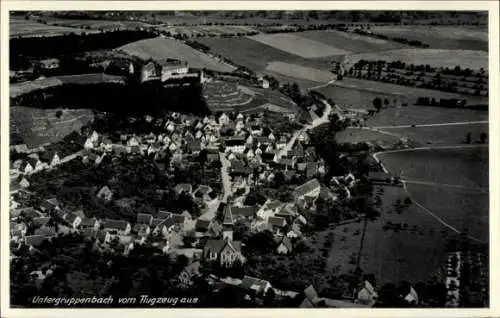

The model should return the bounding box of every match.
[222,202,234,241]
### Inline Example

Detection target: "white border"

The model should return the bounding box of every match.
[1,2,499,317]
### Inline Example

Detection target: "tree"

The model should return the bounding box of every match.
[55,110,63,118]
[372,97,382,112]
[383,98,389,107]
[480,132,487,144]
[465,132,472,144]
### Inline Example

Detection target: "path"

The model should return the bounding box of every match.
[372,144,488,244]
[373,120,488,129]
[219,151,232,203]
[404,180,488,193]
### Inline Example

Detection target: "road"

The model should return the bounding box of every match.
[404,179,488,193]
[372,144,488,244]
[219,151,232,203]
[275,99,333,160]
[373,120,488,129]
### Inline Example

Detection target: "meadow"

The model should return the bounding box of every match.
[299,29,408,53]
[335,127,400,144]
[265,61,335,84]
[385,123,489,146]
[248,33,350,58]
[378,147,489,189]
[346,48,488,71]
[117,37,236,72]
[10,106,94,148]
[314,84,393,110]
[368,25,488,51]
[325,184,452,285]
[10,18,98,38]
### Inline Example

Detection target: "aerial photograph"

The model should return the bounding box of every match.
[7,10,489,308]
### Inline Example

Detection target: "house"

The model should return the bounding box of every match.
[225,136,246,153]
[157,210,173,220]
[203,239,245,267]
[20,158,44,174]
[127,136,140,147]
[403,286,419,305]
[300,285,369,308]
[171,214,187,230]
[159,59,189,82]
[275,236,293,254]
[33,217,50,228]
[256,200,283,220]
[149,236,171,254]
[276,136,288,150]
[102,219,131,235]
[136,213,153,225]
[195,219,211,234]
[187,140,202,153]
[232,205,257,219]
[10,222,28,239]
[258,78,270,89]
[178,261,201,287]
[218,113,230,126]
[40,198,60,214]
[37,58,59,70]
[355,280,378,307]
[306,162,319,178]
[24,235,48,251]
[64,213,82,230]
[293,179,321,201]
[240,276,272,298]
[151,217,176,236]
[40,151,60,167]
[80,217,100,231]
[34,226,57,237]
[133,223,151,237]
[174,183,193,196]
[268,216,287,236]
[106,59,135,76]
[114,235,135,256]
[96,186,113,202]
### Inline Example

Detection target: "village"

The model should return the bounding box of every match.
[7,91,411,307]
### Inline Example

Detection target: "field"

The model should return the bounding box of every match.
[334,78,488,107]
[10,18,99,38]
[10,74,125,98]
[326,185,452,285]
[158,25,258,37]
[299,30,408,53]
[368,25,488,51]
[385,123,489,146]
[197,37,332,72]
[314,84,393,109]
[248,33,350,58]
[335,127,400,144]
[43,18,152,31]
[346,48,488,71]
[265,61,335,84]
[378,147,489,189]
[10,106,94,148]
[117,37,236,72]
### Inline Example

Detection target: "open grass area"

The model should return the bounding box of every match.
[346,48,488,71]
[265,61,335,84]
[10,106,94,148]
[406,183,488,242]
[10,74,125,98]
[117,37,236,72]
[314,84,393,109]
[378,147,489,189]
[385,123,489,146]
[248,33,350,58]
[334,78,488,107]
[326,185,451,285]
[10,18,99,38]
[368,25,488,51]
[299,30,408,53]
[335,127,400,144]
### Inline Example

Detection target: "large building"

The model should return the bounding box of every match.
[140,59,206,84]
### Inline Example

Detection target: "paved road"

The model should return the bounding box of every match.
[219,151,232,203]
[373,121,488,129]
[276,99,333,161]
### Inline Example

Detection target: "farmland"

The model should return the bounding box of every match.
[299,30,408,53]
[335,127,400,144]
[314,84,393,110]
[10,74,126,98]
[378,147,489,189]
[248,33,351,58]
[384,123,489,146]
[346,48,488,71]
[10,106,94,148]
[158,25,258,37]
[368,25,488,51]
[325,184,452,285]
[117,37,236,72]
[265,61,335,84]
[10,17,99,38]
[43,18,153,31]
[197,37,332,72]
[334,78,488,107]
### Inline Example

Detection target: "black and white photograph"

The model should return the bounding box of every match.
[1,3,498,315]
